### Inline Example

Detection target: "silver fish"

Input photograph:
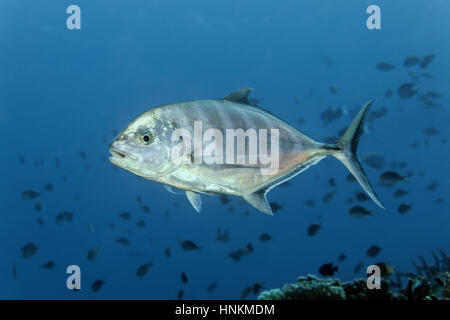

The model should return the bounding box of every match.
[109,88,384,214]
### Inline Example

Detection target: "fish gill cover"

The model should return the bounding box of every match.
[0,0,449,300]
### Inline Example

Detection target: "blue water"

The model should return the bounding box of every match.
[1,0,449,299]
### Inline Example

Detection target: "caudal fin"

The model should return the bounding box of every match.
[329,100,385,209]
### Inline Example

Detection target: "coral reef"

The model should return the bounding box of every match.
[258,250,450,300]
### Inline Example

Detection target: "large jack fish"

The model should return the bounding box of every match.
[109,88,384,214]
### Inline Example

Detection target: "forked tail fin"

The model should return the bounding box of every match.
[329,100,385,209]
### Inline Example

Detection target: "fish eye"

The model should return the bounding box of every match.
[139,132,154,145]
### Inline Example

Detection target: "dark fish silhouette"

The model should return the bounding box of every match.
[307,224,322,237]
[137,263,154,277]
[116,237,131,246]
[403,55,420,67]
[42,261,55,269]
[180,240,200,251]
[420,54,435,68]
[180,272,188,284]
[397,83,417,99]
[21,189,40,200]
[338,253,347,262]
[258,233,272,242]
[366,245,381,257]
[319,263,338,276]
[21,242,38,258]
[91,280,105,292]
[398,204,412,214]
[376,61,395,71]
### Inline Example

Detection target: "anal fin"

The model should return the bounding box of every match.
[186,191,202,213]
[244,190,273,215]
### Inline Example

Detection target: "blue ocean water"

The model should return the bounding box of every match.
[1,0,449,299]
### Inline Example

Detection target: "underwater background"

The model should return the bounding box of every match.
[1,0,449,299]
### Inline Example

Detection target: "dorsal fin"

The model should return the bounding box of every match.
[243,189,273,215]
[223,88,253,104]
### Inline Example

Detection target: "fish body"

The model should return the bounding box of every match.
[109,89,383,214]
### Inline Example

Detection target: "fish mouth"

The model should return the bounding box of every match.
[109,147,138,163]
[110,148,127,159]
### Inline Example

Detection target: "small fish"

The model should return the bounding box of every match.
[258,233,272,242]
[56,211,74,225]
[43,183,53,192]
[305,200,315,207]
[136,263,153,277]
[42,261,55,269]
[363,154,386,170]
[180,272,188,284]
[380,171,408,186]
[269,202,284,213]
[141,205,150,214]
[118,212,131,220]
[420,54,435,68]
[34,200,43,212]
[393,189,409,198]
[79,151,87,160]
[354,263,363,274]
[424,127,439,136]
[91,280,105,292]
[338,253,347,262]
[397,83,417,99]
[228,243,253,261]
[434,197,444,204]
[319,263,338,276]
[425,181,439,191]
[366,245,381,257]
[355,192,369,202]
[348,206,373,218]
[12,264,17,278]
[328,177,336,187]
[18,154,26,164]
[108,89,384,214]
[207,281,218,293]
[252,282,264,295]
[403,55,421,67]
[87,248,101,261]
[180,240,200,251]
[376,61,395,71]
[21,189,40,200]
[136,220,146,227]
[321,105,343,125]
[385,89,393,98]
[36,218,45,226]
[136,196,142,204]
[21,242,39,259]
[329,84,338,94]
[398,204,412,214]
[215,228,230,242]
[322,191,334,204]
[177,289,184,300]
[116,237,131,246]
[346,173,356,183]
[307,224,322,237]
[164,248,171,258]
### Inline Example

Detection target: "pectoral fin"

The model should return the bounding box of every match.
[163,185,184,195]
[186,191,202,213]
[244,190,273,215]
